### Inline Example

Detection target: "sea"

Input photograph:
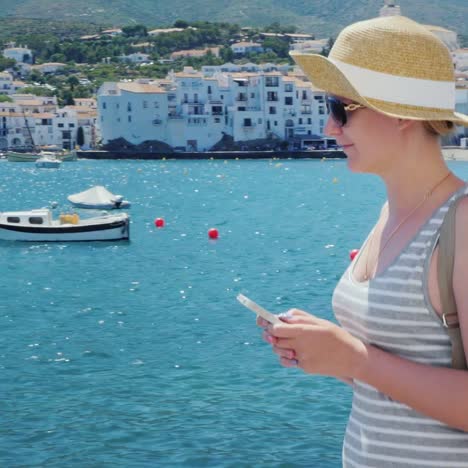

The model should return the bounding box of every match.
[2,158,468,467]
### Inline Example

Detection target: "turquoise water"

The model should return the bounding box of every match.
[2,158,468,467]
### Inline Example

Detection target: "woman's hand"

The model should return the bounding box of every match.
[258,309,366,380]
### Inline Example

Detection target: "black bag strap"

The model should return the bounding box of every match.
[437,196,467,370]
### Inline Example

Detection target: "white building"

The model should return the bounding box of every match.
[119,53,151,64]
[231,42,264,55]
[456,84,468,138]
[425,25,459,51]
[2,44,33,64]
[32,62,67,74]
[97,64,329,151]
[0,94,98,150]
[452,49,468,72]
[290,39,329,54]
[0,72,25,95]
[379,0,401,17]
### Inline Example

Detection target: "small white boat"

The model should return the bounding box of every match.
[35,154,61,168]
[68,186,131,209]
[0,209,130,242]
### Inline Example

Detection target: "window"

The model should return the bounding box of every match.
[285,84,293,92]
[267,91,278,102]
[243,118,252,127]
[7,216,20,223]
[154,102,159,108]
[128,115,132,122]
[269,106,276,115]
[250,93,255,98]
[307,118,312,124]
[265,77,279,87]
[127,102,132,112]
[102,102,107,109]
[29,217,44,225]
[143,101,148,108]
[299,118,303,124]
[207,86,212,94]
[69,123,75,128]
[284,96,293,105]
[58,123,64,128]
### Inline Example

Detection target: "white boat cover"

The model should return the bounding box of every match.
[67,186,130,209]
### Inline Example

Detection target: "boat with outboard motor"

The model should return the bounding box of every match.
[35,154,61,168]
[0,208,130,241]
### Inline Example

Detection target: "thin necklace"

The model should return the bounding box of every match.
[364,171,452,280]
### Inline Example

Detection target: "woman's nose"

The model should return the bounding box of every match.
[324,115,342,137]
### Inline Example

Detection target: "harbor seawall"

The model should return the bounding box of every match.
[76,150,346,160]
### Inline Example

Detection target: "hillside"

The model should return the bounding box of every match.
[0,0,467,37]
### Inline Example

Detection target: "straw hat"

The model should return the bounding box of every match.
[290,16,468,126]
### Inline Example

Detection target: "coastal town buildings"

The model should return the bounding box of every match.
[97,65,330,151]
[0,71,26,95]
[0,94,97,151]
[2,43,33,64]
[230,42,264,55]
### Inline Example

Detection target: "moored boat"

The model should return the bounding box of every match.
[68,186,131,209]
[7,150,76,162]
[35,154,61,169]
[0,209,130,242]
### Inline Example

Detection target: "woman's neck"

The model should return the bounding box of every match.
[382,141,459,222]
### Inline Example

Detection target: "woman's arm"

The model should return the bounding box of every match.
[353,197,468,432]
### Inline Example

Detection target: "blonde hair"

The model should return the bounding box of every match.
[423,120,455,137]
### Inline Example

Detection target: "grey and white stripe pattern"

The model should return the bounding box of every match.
[333,185,468,467]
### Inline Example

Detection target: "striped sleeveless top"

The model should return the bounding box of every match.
[332,184,468,467]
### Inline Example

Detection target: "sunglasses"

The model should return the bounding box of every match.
[326,96,365,127]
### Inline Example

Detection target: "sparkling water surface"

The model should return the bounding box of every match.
[2,158,468,467]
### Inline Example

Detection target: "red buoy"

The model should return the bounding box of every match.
[208,228,219,239]
[154,218,165,228]
[349,249,359,261]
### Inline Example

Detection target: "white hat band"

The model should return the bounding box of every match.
[330,58,455,110]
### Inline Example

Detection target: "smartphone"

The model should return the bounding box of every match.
[236,293,281,324]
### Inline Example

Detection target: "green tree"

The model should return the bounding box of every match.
[0,56,15,71]
[76,126,85,146]
[173,20,189,29]
[262,37,289,57]
[122,24,148,37]
[21,86,55,97]
[67,75,79,91]
[321,37,335,57]
[0,95,13,102]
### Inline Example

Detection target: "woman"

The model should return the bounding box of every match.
[258,15,468,467]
